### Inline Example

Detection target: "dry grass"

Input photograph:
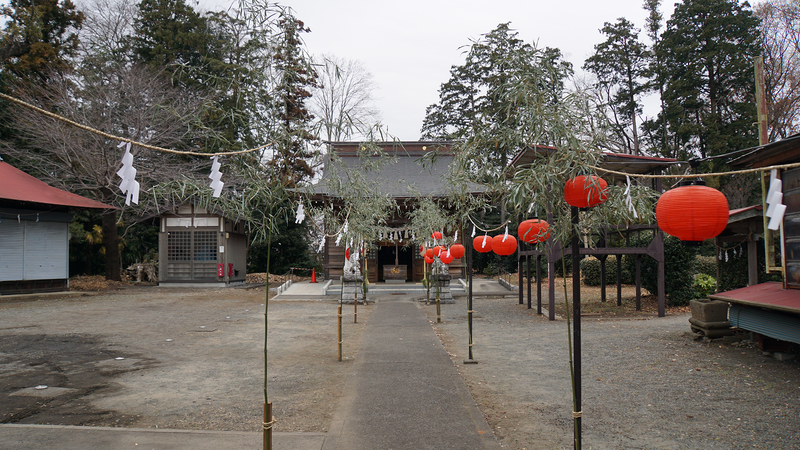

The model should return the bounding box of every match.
[510,275,691,318]
[69,275,134,291]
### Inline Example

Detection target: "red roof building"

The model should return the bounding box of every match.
[0,161,114,295]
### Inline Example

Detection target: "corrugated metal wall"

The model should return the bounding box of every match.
[729,304,800,344]
[0,220,68,281]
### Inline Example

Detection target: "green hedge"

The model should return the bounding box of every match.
[581,256,632,285]
[622,235,697,306]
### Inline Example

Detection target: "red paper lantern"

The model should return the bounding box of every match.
[425,248,434,259]
[433,245,444,257]
[656,184,729,243]
[473,235,493,253]
[492,234,517,256]
[449,243,465,259]
[564,175,609,208]
[431,231,442,240]
[440,252,454,264]
[518,219,550,244]
[424,255,434,264]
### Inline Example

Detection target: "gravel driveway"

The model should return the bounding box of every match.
[1,286,799,450]
[426,295,800,449]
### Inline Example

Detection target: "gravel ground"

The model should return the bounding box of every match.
[425,295,800,450]
[2,284,800,450]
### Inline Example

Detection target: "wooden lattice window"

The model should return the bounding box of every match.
[167,231,192,261]
[193,231,218,261]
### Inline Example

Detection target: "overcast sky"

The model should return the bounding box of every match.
[203,1,669,140]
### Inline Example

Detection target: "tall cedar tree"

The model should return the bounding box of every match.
[583,18,649,155]
[421,23,572,170]
[0,0,84,83]
[271,17,318,187]
[649,0,761,169]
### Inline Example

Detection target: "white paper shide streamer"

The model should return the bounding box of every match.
[116,142,140,205]
[209,156,224,198]
[624,175,638,219]
[766,169,786,231]
[294,202,305,224]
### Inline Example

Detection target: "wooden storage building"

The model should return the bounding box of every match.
[158,203,247,285]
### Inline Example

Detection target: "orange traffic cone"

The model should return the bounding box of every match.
[311,268,317,283]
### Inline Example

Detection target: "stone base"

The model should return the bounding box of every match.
[341,276,365,304]
[427,274,454,304]
[690,299,729,323]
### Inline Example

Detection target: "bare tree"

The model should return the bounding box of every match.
[310,54,380,143]
[76,0,136,62]
[756,0,800,140]
[1,63,211,280]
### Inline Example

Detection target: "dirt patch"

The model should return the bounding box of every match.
[0,286,369,432]
[0,333,156,426]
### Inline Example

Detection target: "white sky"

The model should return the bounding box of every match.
[205,0,658,140]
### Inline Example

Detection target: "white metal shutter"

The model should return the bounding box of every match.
[0,221,24,281]
[23,221,68,280]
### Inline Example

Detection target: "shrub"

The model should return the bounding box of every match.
[623,235,696,306]
[694,255,716,278]
[693,273,717,298]
[581,256,631,285]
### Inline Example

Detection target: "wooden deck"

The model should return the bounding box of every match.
[710,282,800,315]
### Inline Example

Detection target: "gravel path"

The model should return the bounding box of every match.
[425,295,800,450]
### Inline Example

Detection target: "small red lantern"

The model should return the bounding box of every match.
[433,245,444,257]
[449,243,465,259]
[345,248,351,260]
[473,235,493,253]
[425,248,434,259]
[564,175,609,208]
[518,219,550,243]
[440,251,454,264]
[424,255,434,264]
[492,234,517,256]
[431,231,442,240]
[656,183,729,243]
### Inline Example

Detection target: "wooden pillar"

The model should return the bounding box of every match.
[748,235,758,286]
[616,254,623,306]
[536,255,543,315]
[527,254,532,309]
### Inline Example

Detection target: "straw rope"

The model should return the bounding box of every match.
[5,91,795,181]
[0,92,273,157]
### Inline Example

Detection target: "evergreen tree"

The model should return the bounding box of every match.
[651,0,761,167]
[269,16,319,187]
[0,0,84,83]
[583,18,649,155]
[421,23,573,170]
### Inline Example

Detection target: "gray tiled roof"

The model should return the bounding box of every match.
[311,150,481,199]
